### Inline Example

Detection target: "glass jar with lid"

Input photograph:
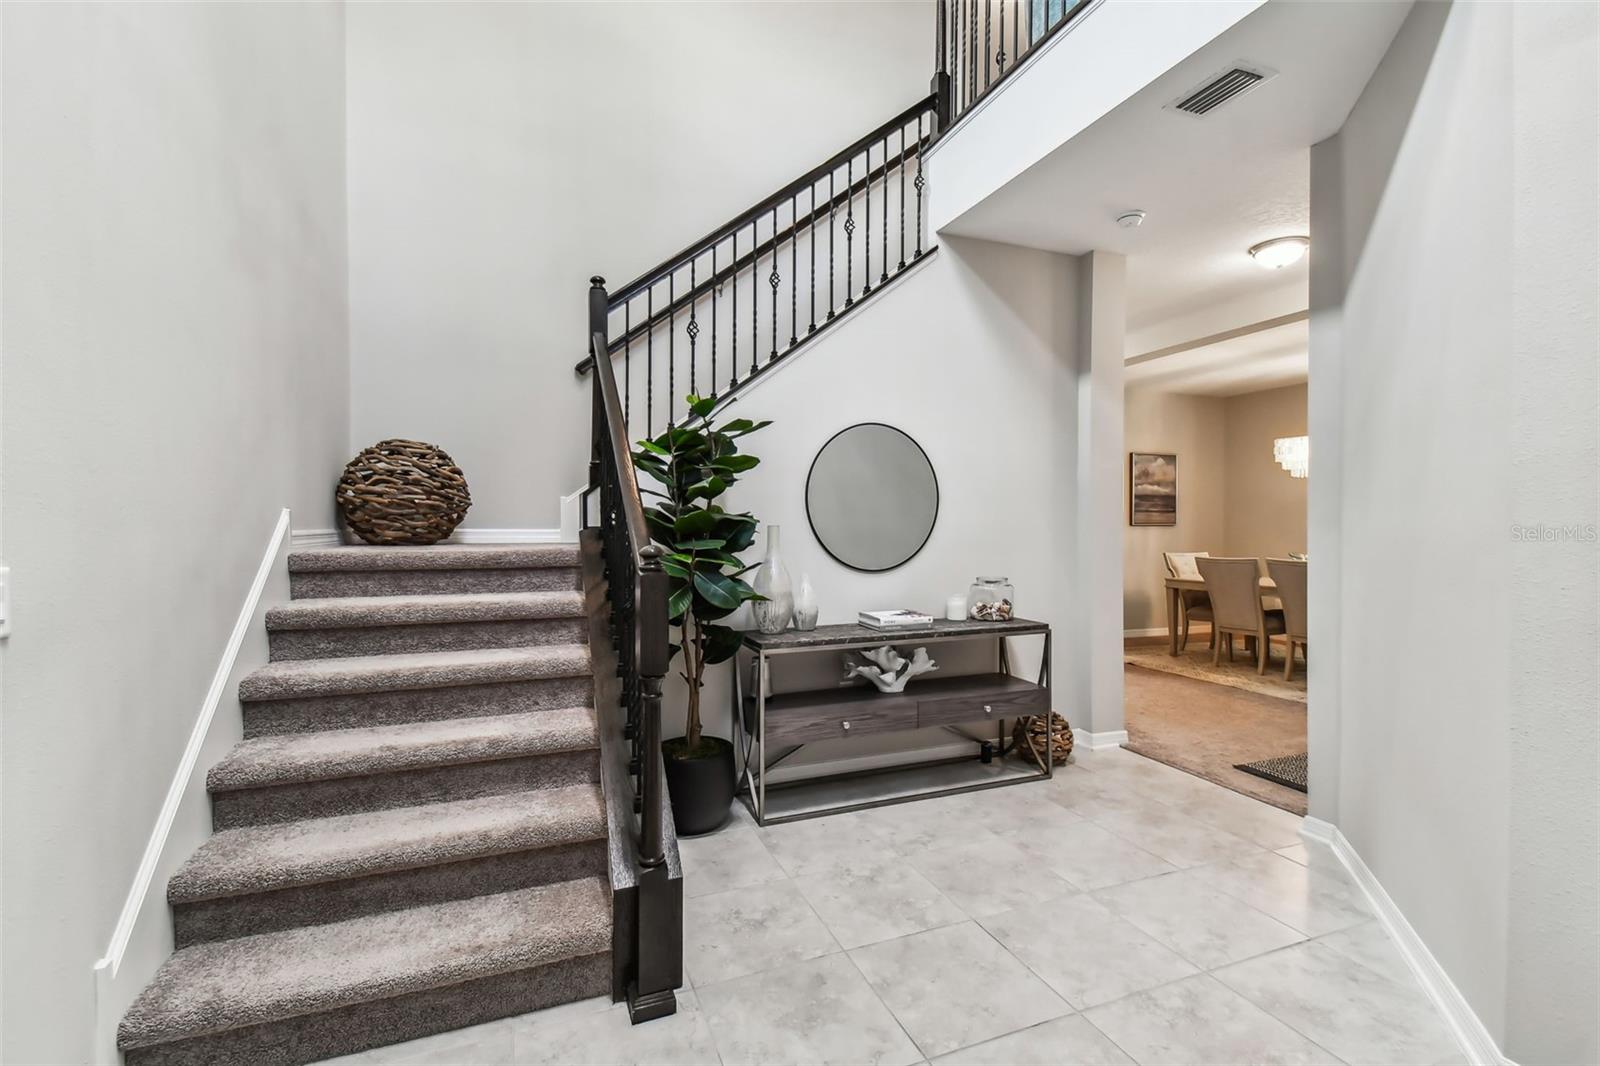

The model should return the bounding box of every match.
[967,576,1014,621]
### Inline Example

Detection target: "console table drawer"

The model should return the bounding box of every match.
[918,683,1049,729]
[765,701,917,746]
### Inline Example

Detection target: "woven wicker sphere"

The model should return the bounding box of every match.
[1013,712,1074,769]
[337,439,471,545]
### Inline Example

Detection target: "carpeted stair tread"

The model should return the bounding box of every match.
[267,591,584,631]
[169,787,605,903]
[239,645,592,701]
[207,707,598,792]
[119,877,611,1051]
[289,544,580,573]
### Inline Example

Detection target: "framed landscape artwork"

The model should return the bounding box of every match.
[1129,452,1177,526]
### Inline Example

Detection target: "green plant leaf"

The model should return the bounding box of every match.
[692,570,741,610]
[673,510,719,538]
[667,582,693,621]
[700,624,746,665]
[686,475,728,502]
[675,537,727,550]
[711,454,760,474]
[688,394,718,419]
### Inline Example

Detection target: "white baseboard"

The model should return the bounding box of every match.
[1123,626,1170,638]
[93,509,292,1064]
[1300,818,1511,1066]
[290,528,341,548]
[447,527,563,544]
[1072,728,1129,750]
[290,527,565,548]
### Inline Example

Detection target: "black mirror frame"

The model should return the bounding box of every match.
[804,421,940,574]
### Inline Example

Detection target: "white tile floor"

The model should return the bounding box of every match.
[320,747,1464,1066]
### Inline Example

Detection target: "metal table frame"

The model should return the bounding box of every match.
[732,623,1052,825]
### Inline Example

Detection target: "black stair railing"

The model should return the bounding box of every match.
[577,95,942,438]
[583,277,678,1024]
[937,0,1095,127]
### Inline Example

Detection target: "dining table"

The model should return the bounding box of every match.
[1163,575,1278,656]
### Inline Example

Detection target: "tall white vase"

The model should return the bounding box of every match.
[751,525,794,635]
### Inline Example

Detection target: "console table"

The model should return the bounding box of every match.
[732,618,1052,825]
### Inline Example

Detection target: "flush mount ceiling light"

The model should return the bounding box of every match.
[1249,236,1310,269]
[1274,435,1309,478]
[1117,211,1146,228]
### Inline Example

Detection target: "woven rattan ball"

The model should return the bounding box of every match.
[1013,712,1074,769]
[337,439,471,545]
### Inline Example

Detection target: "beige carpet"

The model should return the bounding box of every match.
[1123,663,1307,815]
[1124,634,1306,703]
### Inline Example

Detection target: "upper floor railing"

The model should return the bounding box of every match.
[577,95,942,438]
[937,0,1094,127]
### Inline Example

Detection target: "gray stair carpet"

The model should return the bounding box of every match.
[120,543,614,1066]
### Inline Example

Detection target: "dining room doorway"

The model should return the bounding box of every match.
[1119,321,1311,814]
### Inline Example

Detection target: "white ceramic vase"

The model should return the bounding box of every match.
[751,525,794,635]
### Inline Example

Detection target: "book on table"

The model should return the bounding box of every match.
[858,609,934,631]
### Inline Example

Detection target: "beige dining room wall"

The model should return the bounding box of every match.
[1222,382,1309,560]
[1122,387,1227,631]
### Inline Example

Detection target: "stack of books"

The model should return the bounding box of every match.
[858,609,934,632]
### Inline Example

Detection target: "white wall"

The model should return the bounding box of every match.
[346,1,932,530]
[1122,388,1226,631]
[1309,2,1598,1060]
[0,4,348,1062]
[669,235,1100,767]
[926,0,1261,235]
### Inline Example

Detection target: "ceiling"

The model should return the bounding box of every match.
[1125,314,1308,396]
[941,0,1412,345]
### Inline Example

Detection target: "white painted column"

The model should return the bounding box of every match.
[1073,251,1126,742]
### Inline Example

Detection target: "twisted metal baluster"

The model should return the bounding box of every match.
[914,114,926,259]
[998,0,1006,73]
[899,124,907,270]
[789,195,797,347]
[686,258,697,398]
[844,159,855,308]
[863,141,873,297]
[730,230,739,388]
[881,134,890,284]
[667,272,675,426]
[646,284,654,439]
[624,301,631,425]
[985,0,991,89]
[828,169,837,319]
[809,183,817,334]
[769,206,779,360]
[750,219,759,377]
[710,242,718,396]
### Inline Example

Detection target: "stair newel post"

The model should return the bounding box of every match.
[931,0,952,138]
[585,276,609,526]
[628,543,679,1023]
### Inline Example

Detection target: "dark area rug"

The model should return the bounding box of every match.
[1235,752,1309,794]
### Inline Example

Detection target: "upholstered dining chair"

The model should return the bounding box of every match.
[1162,551,1213,651]
[1196,555,1285,675]
[1265,557,1308,680]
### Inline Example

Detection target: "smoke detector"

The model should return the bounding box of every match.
[1116,211,1146,229]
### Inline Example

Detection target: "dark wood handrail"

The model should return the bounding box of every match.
[605,94,937,310]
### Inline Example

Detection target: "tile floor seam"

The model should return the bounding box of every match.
[838,932,935,1062]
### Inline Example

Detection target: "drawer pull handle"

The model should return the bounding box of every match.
[984,704,994,715]
[841,721,852,732]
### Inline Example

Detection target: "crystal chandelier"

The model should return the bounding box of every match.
[1274,436,1309,478]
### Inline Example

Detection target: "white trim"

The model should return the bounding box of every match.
[1123,626,1171,638]
[93,509,291,1062]
[1072,728,1128,750]
[1300,818,1512,1066]
[291,527,566,549]
[290,527,341,548]
[447,527,563,545]
[922,0,1108,162]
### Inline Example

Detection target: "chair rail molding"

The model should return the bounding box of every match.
[1300,818,1514,1066]
[92,508,292,1064]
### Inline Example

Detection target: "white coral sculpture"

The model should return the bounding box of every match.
[842,645,939,693]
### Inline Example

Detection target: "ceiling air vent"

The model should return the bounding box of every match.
[1169,65,1270,116]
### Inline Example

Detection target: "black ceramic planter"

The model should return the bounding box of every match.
[661,736,736,836]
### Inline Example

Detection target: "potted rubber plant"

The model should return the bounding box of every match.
[632,394,770,835]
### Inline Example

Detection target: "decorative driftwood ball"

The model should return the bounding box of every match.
[1013,712,1074,768]
[336,439,471,545]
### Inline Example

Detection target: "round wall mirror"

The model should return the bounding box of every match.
[805,423,938,572]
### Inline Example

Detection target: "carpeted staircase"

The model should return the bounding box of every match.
[119,544,615,1066]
